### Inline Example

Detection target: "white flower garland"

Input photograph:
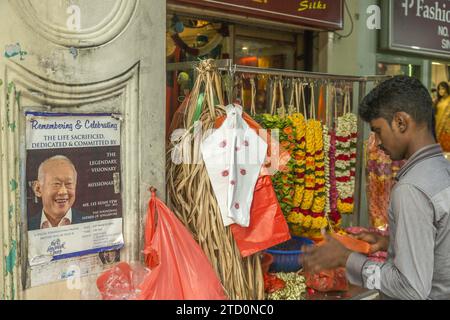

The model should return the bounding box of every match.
[335,112,358,214]
[323,124,331,216]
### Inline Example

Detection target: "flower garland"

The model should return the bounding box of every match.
[289,113,306,208]
[311,120,326,217]
[323,124,331,219]
[257,114,296,215]
[300,119,316,211]
[335,113,358,215]
[258,112,329,237]
[286,113,307,232]
[288,118,328,238]
[366,133,404,230]
[328,128,341,226]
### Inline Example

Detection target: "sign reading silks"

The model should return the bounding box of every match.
[201,105,267,227]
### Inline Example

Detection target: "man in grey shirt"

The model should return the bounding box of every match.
[301,76,450,300]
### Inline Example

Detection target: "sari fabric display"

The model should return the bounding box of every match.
[436,96,450,152]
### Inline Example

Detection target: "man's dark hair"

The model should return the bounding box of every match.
[359,76,434,131]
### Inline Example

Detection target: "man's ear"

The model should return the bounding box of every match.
[393,112,410,133]
[32,180,42,198]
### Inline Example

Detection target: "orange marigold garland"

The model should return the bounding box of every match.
[290,113,306,208]
[289,119,328,237]
[300,119,316,211]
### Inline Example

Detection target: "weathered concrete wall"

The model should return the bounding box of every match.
[0,0,166,299]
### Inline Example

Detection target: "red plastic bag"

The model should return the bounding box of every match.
[305,268,349,292]
[96,262,150,300]
[138,189,227,300]
[230,176,291,257]
[264,273,286,294]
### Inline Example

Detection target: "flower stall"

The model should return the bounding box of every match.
[165,59,390,300]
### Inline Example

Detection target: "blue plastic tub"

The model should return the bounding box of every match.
[265,236,314,273]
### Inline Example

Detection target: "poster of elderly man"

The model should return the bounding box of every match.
[25,112,124,270]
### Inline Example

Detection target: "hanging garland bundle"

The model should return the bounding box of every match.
[328,127,341,225]
[289,121,329,236]
[311,119,326,218]
[257,81,359,237]
[334,88,358,215]
[323,124,331,219]
[287,84,327,237]
[300,118,316,213]
[257,113,296,214]
[256,81,312,234]
[289,113,306,208]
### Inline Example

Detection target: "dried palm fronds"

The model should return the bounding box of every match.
[167,59,264,300]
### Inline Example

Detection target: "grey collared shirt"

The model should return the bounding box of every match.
[346,144,450,300]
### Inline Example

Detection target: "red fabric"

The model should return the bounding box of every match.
[138,191,227,300]
[230,176,291,257]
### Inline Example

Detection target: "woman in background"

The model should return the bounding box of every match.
[435,82,450,152]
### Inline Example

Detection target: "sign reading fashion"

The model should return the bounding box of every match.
[170,0,343,30]
[25,112,124,270]
[381,0,450,57]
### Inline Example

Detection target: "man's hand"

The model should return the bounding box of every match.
[353,231,389,254]
[300,234,352,274]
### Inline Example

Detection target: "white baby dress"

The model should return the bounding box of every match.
[201,104,268,227]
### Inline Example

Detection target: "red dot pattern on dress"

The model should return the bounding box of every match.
[222,170,229,177]
[234,203,240,209]
[219,140,227,148]
[240,169,247,176]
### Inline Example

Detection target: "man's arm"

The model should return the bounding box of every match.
[346,184,435,300]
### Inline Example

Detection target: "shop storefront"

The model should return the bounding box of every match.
[163,0,391,301]
[166,0,345,130]
[379,0,450,156]
[165,57,389,300]
[0,0,166,300]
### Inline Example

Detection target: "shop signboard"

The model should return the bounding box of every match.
[171,0,344,30]
[25,112,124,286]
[381,0,450,58]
